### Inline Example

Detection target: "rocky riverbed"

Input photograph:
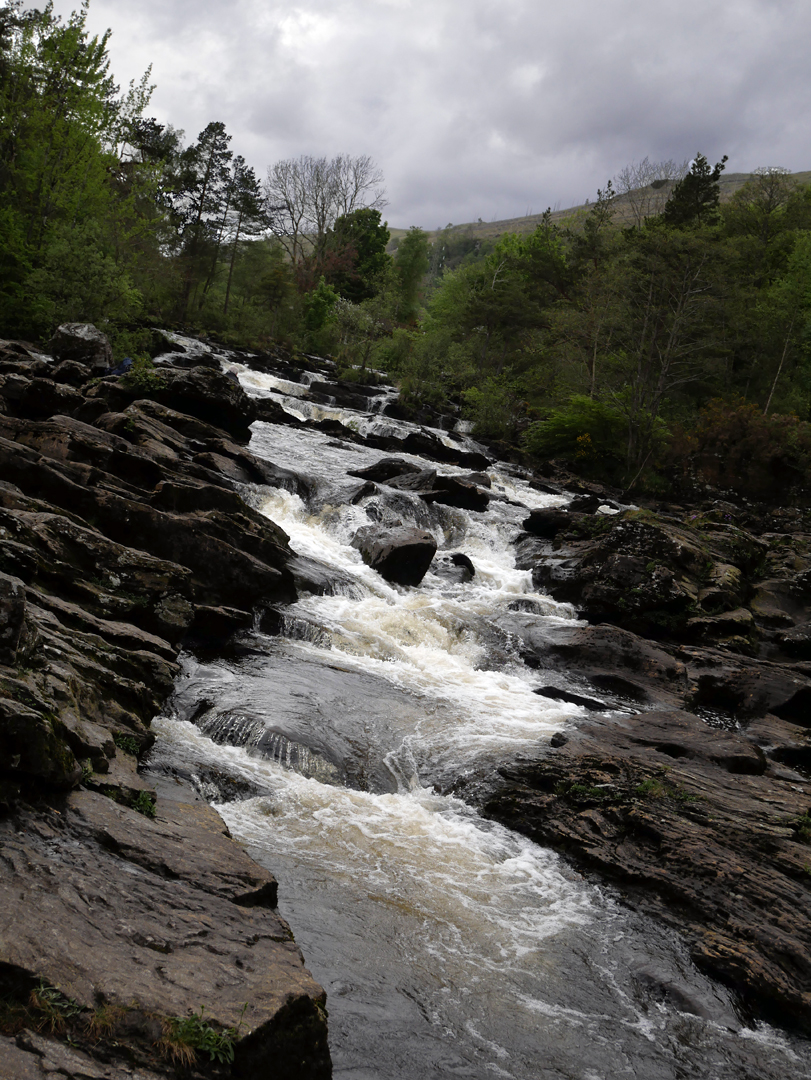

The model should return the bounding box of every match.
[0,328,330,1078]
[2,324,811,1076]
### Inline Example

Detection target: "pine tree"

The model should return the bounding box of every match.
[662,153,728,228]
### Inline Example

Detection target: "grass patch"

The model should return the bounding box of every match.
[634,778,666,799]
[157,1007,244,1066]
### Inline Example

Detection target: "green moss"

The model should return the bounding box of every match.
[635,778,665,798]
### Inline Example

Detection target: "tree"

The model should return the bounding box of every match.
[173,121,232,317]
[722,167,807,287]
[264,153,386,263]
[222,158,266,315]
[392,227,430,323]
[612,157,689,228]
[662,152,728,228]
[324,207,390,303]
[0,1,151,336]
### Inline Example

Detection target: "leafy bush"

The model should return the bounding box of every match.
[122,356,166,394]
[132,791,156,818]
[462,374,529,442]
[522,395,628,473]
[668,398,811,499]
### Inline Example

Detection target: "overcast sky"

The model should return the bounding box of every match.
[47,0,811,230]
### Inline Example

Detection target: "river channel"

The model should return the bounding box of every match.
[145,341,811,1079]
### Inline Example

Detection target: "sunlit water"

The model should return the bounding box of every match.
[146,354,811,1079]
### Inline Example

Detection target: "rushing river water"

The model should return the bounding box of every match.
[146,341,811,1079]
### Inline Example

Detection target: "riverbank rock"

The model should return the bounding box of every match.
[49,323,112,372]
[514,500,811,655]
[0,791,331,1078]
[483,705,811,1031]
[0,331,331,1076]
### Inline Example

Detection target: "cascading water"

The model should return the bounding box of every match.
[145,351,811,1079]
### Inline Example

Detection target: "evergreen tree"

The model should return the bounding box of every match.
[662,153,728,228]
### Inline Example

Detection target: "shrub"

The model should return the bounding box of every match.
[522,395,627,474]
[668,398,811,500]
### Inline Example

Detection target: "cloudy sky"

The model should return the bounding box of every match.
[48,0,811,230]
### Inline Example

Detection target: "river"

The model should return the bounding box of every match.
[145,339,811,1079]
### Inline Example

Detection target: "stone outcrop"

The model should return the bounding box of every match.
[483,703,811,1030]
[351,525,437,586]
[514,499,811,653]
[49,323,113,372]
[0,330,330,1077]
[487,549,811,1033]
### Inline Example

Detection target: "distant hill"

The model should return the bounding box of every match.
[389,170,811,248]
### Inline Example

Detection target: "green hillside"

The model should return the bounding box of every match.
[390,170,811,243]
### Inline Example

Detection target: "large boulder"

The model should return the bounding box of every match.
[348,457,423,483]
[425,475,490,512]
[351,525,437,586]
[49,323,112,372]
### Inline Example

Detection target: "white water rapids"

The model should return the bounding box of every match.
[145,343,811,1078]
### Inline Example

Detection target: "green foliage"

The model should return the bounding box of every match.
[160,1007,243,1065]
[327,207,391,303]
[132,790,156,818]
[392,226,430,322]
[121,355,165,393]
[113,731,139,756]
[634,778,665,798]
[662,153,728,227]
[669,397,811,499]
[463,373,530,442]
[523,395,627,470]
[29,982,85,1034]
[791,813,811,843]
[0,2,153,337]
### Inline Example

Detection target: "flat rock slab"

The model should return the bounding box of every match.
[0,792,330,1078]
[0,1031,166,1080]
[484,707,811,1031]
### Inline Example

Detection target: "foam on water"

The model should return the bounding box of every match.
[146,352,811,1077]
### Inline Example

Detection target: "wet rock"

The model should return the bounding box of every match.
[48,323,112,372]
[0,334,333,1076]
[0,794,331,1079]
[533,685,608,711]
[685,607,758,650]
[424,475,490,512]
[385,467,438,492]
[85,365,258,442]
[0,374,86,420]
[522,507,573,539]
[402,429,490,469]
[0,571,26,663]
[697,562,744,613]
[348,457,422,483]
[778,620,811,660]
[432,552,476,583]
[351,525,437,586]
[484,706,811,1030]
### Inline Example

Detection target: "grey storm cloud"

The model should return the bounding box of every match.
[49,0,811,228]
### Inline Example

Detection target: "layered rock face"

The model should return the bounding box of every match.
[0,333,330,1078]
[485,488,811,1032]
